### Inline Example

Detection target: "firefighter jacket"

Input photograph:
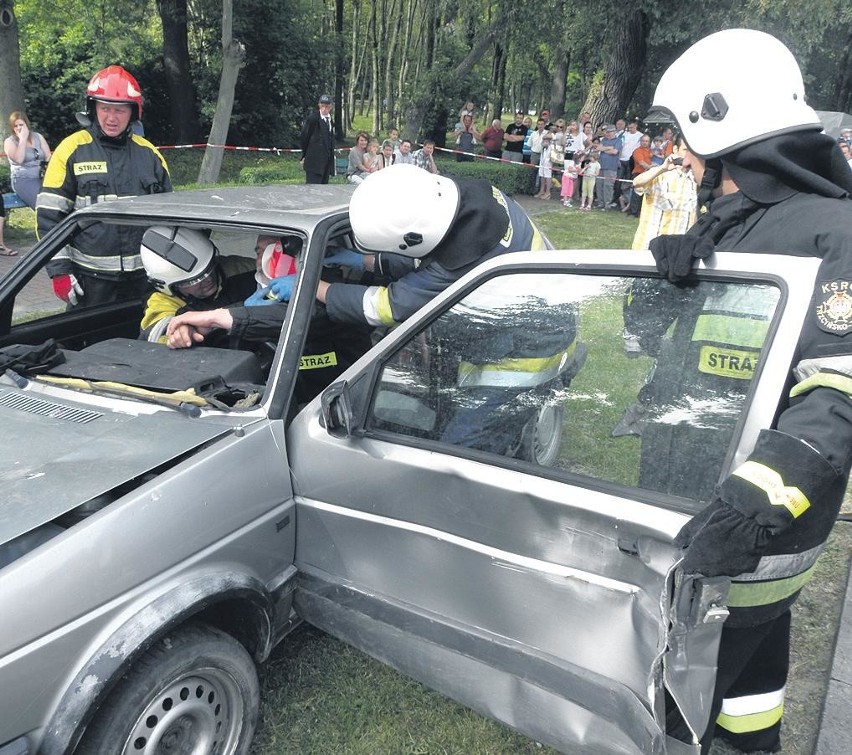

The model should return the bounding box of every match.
[38,125,172,280]
[227,302,373,405]
[660,185,852,626]
[325,182,548,328]
[624,278,775,504]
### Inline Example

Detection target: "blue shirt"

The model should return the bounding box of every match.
[599,135,623,171]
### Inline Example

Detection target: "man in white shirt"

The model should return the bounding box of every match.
[393,139,415,165]
[617,120,644,209]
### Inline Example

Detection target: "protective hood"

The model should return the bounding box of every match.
[428,178,510,271]
[0,390,233,547]
[722,131,852,205]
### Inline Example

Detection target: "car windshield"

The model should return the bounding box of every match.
[1,217,364,412]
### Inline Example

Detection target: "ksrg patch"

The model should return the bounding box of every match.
[815,280,852,334]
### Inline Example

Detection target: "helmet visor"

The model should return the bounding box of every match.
[175,261,218,298]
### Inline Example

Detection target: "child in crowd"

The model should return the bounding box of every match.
[579,151,600,210]
[365,138,382,173]
[536,133,554,199]
[650,135,666,166]
[561,155,579,207]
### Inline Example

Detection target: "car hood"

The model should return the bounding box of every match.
[0,388,237,546]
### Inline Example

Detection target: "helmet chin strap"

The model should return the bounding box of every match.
[697,158,723,208]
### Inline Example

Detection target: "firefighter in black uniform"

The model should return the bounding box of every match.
[643,29,852,752]
[37,65,172,308]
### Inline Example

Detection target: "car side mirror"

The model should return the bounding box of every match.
[321,380,354,438]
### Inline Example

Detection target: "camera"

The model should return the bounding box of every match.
[671,157,684,165]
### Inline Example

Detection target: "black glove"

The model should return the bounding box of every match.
[649,235,714,283]
[674,498,772,578]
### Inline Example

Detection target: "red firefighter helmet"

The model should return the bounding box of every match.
[86,65,144,120]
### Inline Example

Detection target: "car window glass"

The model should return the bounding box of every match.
[367,272,781,503]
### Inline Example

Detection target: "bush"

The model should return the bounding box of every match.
[437,154,537,196]
[160,149,307,187]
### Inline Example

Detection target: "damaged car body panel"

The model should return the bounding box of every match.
[0,176,822,755]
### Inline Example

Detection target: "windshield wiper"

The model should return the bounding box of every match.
[33,375,207,418]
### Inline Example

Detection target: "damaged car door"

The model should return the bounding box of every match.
[286,250,820,754]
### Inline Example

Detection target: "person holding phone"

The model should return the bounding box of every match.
[630,135,697,250]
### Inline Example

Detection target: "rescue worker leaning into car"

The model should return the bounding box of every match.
[167,164,580,455]
[37,66,172,309]
[140,227,370,405]
[636,29,852,754]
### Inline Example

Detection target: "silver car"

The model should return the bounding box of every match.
[0,185,821,754]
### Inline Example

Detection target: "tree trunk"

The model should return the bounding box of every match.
[156,0,199,143]
[0,1,26,126]
[550,51,569,118]
[334,0,345,139]
[581,9,648,126]
[383,8,403,129]
[832,29,852,112]
[490,41,506,123]
[197,0,245,184]
[403,22,498,140]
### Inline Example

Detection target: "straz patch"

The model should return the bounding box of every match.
[815,280,852,335]
[299,351,337,370]
[73,161,108,175]
[698,345,757,379]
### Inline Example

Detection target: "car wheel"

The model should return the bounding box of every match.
[77,622,259,755]
[521,403,564,467]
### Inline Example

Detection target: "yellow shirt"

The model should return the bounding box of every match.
[631,169,698,251]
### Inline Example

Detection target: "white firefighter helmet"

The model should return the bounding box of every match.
[349,163,460,257]
[649,29,822,158]
[141,226,217,295]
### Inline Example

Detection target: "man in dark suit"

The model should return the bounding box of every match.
[300,94,335,184]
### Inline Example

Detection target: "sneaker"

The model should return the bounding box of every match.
[607,202,618,209]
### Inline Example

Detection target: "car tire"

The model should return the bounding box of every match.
[76,622,260,755]
[518,403,564,467]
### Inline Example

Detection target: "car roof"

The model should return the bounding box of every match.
[73,184,356,232]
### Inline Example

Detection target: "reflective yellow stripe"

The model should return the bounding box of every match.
[457,341,576,388]
[530,223,546,251]
[299,351,338,370]
[717,703,783,734]
[732,461,810,518]
[726,562,817,607]
[374,286,395,326]
[790,371,852,399]
[697,345,758,379]
[692,313,768,348]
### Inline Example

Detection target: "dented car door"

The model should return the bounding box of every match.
[287,250,819,754]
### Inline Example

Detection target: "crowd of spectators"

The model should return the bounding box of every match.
[344,127,440,182]
[343,106,852,227]
[440,105,691,216]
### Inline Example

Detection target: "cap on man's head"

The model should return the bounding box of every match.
[318,94,333,104]
[604,124,616,132]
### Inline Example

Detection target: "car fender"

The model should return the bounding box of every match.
[38,571,275,755]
